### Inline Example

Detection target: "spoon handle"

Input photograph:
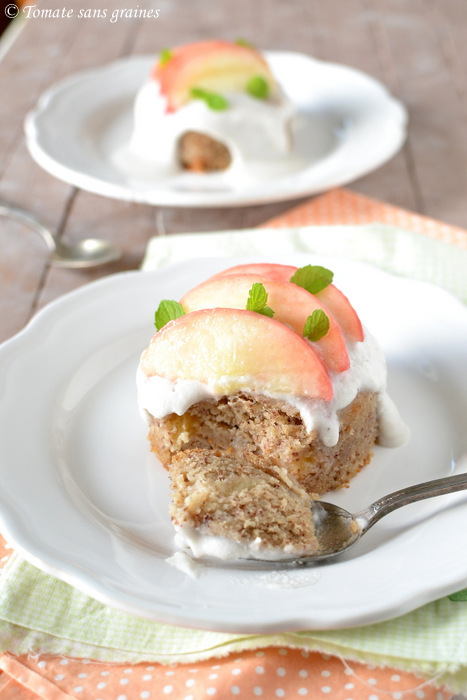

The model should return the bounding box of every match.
[0,200,57,253]
[357,471,467,531]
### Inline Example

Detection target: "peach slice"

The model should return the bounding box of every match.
[210,263,297,283]
[314,283,364,342]
[141,308,333,400]
[212,263,364,342]
[152,40,275,112]
[181,274,350,373]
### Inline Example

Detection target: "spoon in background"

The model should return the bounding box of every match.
[0,200,121,268]
[290,470,467,564]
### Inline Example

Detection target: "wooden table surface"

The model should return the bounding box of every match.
[1,0,467,345]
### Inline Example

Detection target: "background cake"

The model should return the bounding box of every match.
[129,39,293,175]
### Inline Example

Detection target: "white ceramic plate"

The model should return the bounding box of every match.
[25,53,407,207]
[1,254,466,633]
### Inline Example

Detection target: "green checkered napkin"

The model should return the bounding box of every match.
[1,223,467,691]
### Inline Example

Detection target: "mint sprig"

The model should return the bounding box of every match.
[246,75,270,99]
[246,282,274,318]
[159,48,173,66]
[154,300,185,330]
[235,38,255,48]
[290,265,334,294]
[190,87,229,111]
[303,309,330,342]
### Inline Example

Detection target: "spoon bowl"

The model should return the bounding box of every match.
[51,236,121,268]
[287,470,467,564]
[0,200,121,268]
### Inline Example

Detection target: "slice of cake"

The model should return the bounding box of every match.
[129,39,293,174]
[137,262,409,560]
[170,449,320,560]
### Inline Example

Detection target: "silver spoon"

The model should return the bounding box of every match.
[294,471,467,563]
[0,200,121,268]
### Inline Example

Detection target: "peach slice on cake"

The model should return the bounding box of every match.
[141,308,333,400]
[212,263,364,342]
[211,263,298,283]
[180,274,350,373]
[152,40,276,112]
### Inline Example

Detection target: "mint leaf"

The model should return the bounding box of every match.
[246,282,275,318]
[190,87,229,111]
[449,589,467,602]
[247,282,268,309]
[257,305,274,318]
[235,38,255,48]
[303,309,330,341]
[246,75,270,99]
[154,300,185,330]
[159,48,173,66]
[235,37,255,49]
[290,265,334,294]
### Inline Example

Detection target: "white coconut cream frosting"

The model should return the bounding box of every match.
[174,527,312,562]
[128,80,294,175]
[136,327,409,449]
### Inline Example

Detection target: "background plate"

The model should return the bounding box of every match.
[25,53,407,207]
[0,254,466,633]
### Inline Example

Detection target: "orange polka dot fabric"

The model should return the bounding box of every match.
[0,649,453,700]
[0,188,462,700]
[264,187,467,249]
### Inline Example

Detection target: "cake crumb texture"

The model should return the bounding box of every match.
[178,130,232,171]
[148,390,378,495]
[169,448,319,554]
